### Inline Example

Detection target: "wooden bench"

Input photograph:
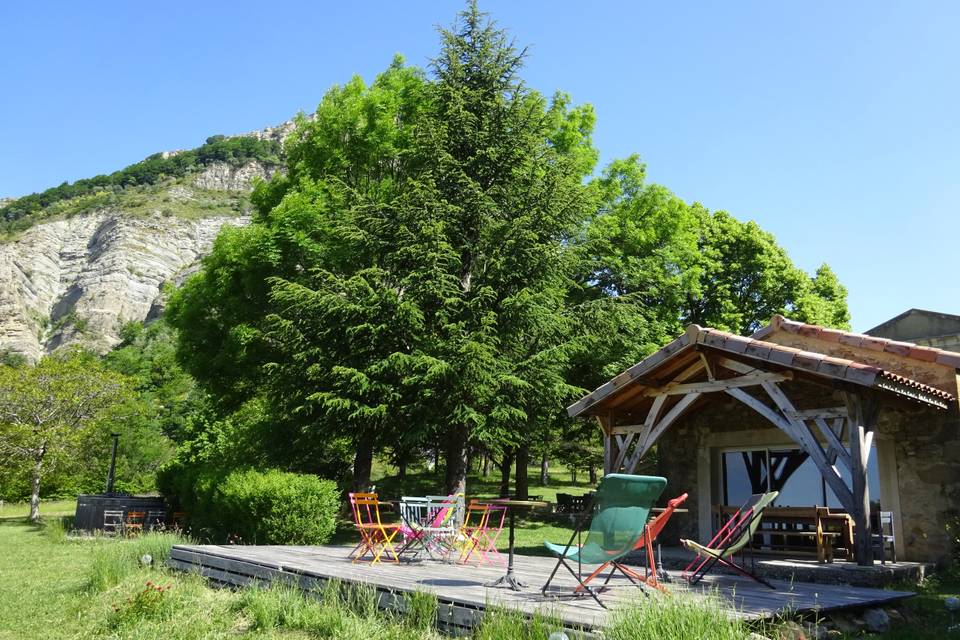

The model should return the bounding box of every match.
[712,505,854,563]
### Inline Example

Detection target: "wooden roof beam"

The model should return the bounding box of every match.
[643,370,792,397]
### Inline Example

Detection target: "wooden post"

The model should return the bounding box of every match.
[604,434,616,475]
[844,390,879,566]
[598,414,614,475]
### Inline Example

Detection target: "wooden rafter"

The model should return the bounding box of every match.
[642,371,791,397]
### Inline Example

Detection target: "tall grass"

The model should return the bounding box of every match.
[235,580,445,639]
[41,515,69,543]
[473,605,571,640]
[88,531,189,592]
[606,593,763,640]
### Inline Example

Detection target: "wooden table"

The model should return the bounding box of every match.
[480,498,549,591]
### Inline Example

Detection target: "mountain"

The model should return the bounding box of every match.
[0,120,297,361]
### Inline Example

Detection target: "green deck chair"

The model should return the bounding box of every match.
[541,474,667,608]
[681,490,778,589]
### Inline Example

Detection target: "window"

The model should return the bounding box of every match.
[721,445,881,510]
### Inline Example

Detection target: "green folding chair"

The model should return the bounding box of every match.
[681,491,779,589]
[541,474,667,608]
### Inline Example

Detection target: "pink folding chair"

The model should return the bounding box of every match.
[458,501,507,565]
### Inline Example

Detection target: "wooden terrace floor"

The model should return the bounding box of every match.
[169,544,915,635]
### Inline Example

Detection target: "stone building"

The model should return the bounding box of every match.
[867,308,960,353]
[568,315,960,565]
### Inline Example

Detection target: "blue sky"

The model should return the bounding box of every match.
[1,1,957,331]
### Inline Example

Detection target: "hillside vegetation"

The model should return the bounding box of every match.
[0,134,281,235]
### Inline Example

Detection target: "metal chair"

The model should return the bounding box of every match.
[125,511,146,536]
[347,492,402,564]
[103,510,124,536]
[458,501,507,565]
[872,510,897,564]
[146,510,167,531]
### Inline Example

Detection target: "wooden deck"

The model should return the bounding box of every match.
[169,544,915,635]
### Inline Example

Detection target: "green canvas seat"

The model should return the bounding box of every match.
[541,474,667,608]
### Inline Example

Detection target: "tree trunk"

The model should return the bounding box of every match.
[29,446,44,523]
[589,466,598,484]
[397,458,407,480]
[539,450,549,486]
[570,467,577,484]
[515,445,529,500]
[444,424,469,495]
[352,433,375,493]
[498,448,514,498]
[482,455,491,478]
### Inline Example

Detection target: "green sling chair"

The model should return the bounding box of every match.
[681,490,779,589]
[541,474,667,608]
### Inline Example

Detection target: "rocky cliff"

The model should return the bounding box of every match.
[0,118,303,361]
[0,209,249,360]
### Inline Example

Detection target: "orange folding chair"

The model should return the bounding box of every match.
[575,492,688,593]
[125,511,146,537]
[348,492,402,564]
[458,500,507,565]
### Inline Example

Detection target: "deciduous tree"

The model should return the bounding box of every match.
[0,352,132,521]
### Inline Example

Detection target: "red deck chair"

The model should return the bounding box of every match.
[348,492,402,564]
[575,492,688,593]
[681,491,778,589]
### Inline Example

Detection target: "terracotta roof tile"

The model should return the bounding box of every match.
[818,328,844,343]
[838,334,865,348]
[568,318,958,418]
[757,314,960,370]
[797,325,823,339]
[861,336,888,352]
[722,334,751,354]
[816,357,849,379]
[744,342,773,359]
[909,347,939,363]
[766,345,800,367]
[792,351,825,371]
[882,341,914,357]
[936,352,960,369]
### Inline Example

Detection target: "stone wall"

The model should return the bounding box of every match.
[879,402,960,563]
[651,383,960,565]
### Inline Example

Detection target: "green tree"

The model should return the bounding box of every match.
[409,3,595,493]
[0,351,133,521]
[168,59,431,489]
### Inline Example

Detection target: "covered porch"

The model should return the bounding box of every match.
[568,315,960,567]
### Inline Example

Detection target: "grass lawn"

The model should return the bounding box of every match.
[0,515,773,640]
[0,499,76,521]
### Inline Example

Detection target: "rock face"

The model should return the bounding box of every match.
[0,115,309,361]
[0,210,249,360]
[192,161,279,192]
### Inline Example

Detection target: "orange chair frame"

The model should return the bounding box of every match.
[348,492,402,564]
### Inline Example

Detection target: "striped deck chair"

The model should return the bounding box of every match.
[575,492,689,593]
[681,491,778,589]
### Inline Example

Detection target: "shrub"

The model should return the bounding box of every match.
[216,469,339,545]
[157,463,339,545]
